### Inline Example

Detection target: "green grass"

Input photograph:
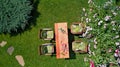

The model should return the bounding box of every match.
[0,0,88,67]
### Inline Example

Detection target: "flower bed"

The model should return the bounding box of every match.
[81,0,120,66]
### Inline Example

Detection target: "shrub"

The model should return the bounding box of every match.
[0,0,32,33]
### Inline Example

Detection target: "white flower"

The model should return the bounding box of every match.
[115,42,120,46]
[111,21,115,24]
[86,18,89,23]
[94,38,97,44]
[88,0,92,4]
[113,12,117,16]
[116,6,120,10]
[88,44,92,55]
[111,21,116,26]
[104,24,107,29]
[85,13,87,16]
[82,33,87,37]
[88,43,91,47]
[86,26,92,31]
[83,8,85,12]
[98,21,103,26]
[98,23,101,26]
[86,18,91,23]
[103,1,112,9]
[111,10,117,16]
[115,35,119,39]
[94,44,97,49]
[104,1,112,8]
[89,18,91,22]
[93,13,97,18]
[84,57,87,62]
[112,28,116,31]
[90,8,93,12]
[82,26,92,37]
[104,16,111,21]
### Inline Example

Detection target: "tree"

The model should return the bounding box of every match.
[0,0,32,33]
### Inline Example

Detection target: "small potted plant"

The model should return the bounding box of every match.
[71,22,86,34]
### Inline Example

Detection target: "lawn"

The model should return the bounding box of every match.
[0,0,88,67]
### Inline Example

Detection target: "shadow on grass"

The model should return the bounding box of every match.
[116,0,120,5]
[66,29,76,60]
[9,0,41,36]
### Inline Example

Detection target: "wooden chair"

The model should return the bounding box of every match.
[38,43,55,55]
[70,22,86,34]
[72,40,88,53]
[39,28,54,40]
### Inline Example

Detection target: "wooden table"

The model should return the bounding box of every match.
[55,23,69,59]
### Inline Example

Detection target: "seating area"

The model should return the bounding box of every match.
[1,0,120,67]
[38,22,88,59]
[38,22,119,66]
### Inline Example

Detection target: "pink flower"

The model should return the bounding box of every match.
[90,60,95,67]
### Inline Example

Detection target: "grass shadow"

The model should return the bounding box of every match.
[30,0,41,26]
[66,29,76,60]
[9,0,41,36]
[116,0,120,6]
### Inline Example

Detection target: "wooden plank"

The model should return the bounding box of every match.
[55,22,69,59]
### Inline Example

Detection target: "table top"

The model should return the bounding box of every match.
[55,23,69,59]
